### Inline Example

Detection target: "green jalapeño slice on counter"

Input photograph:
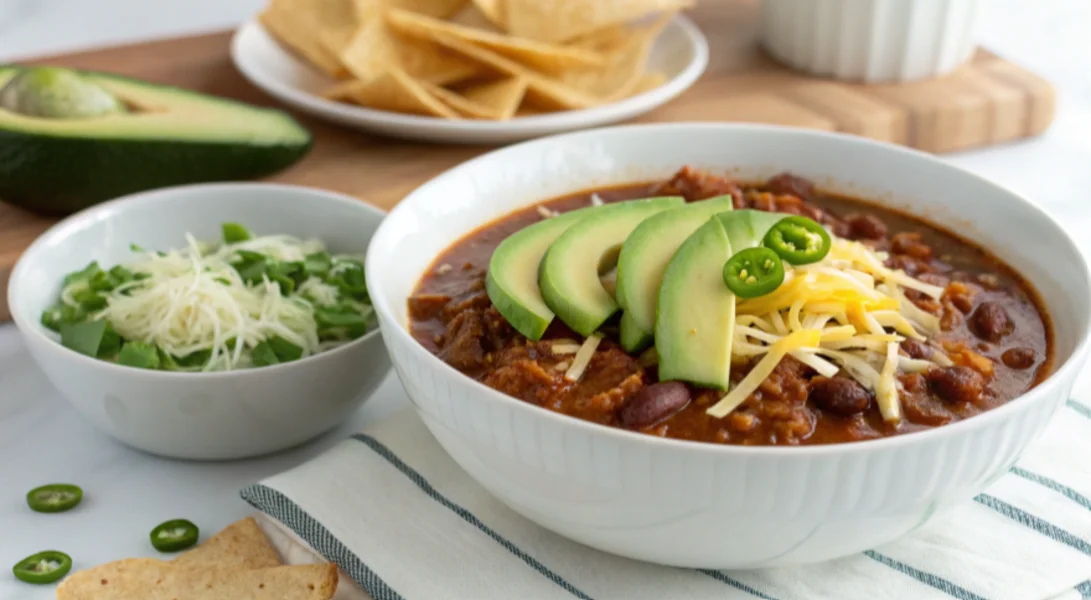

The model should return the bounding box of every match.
[150,519,199,552]
[723,247,784,298]
[12,551,72,584]
[26,484,83,513]
[762,215,831,265]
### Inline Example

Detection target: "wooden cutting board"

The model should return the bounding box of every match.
[0,0,1055,323]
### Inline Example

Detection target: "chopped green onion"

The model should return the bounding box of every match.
[60,320,108,357]
[222,223,253,243]
[304,252,331,276]
[118,342,160,369]
[250,342,279,367]
[268,336,304,362]
[62,261,101,286]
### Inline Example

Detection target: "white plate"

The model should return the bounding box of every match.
[229,16,708,145]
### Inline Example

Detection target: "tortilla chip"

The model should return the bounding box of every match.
[260,0,357,78]
[423,31,598,110]
[556,15,668,101]
[173,517,281,570]
[424,77,527,119]
[386,8,604,73]
[354,0,467,20]
[472,0,505,28]
[322,79,368,101]
[503,0,692,43]
[569,24,631,55]
[341,68,461,118]
[338,18,479,85]
[57,559,337,600]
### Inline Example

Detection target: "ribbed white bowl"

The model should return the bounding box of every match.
[367,124,1090,568]
[760,0,981,83]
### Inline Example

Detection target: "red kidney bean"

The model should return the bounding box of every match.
[809,376,871,416]
[926,366,984,404]
[618,382,691,429]
[846,214,888,240]
[969,301,1014,342]
[1001,347,1037,370]
[765,172,815,200]
[901,339,933,360]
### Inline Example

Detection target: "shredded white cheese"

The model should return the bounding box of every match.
[565,333,603,382]
[73,233,357,372]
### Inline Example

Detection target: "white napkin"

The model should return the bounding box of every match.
[243,402,1091,600]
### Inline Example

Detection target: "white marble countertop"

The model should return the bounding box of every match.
[1,1,1091,598]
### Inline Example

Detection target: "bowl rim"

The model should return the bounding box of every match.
[229,16,710,133]
[368,121,1091,456]
[8,181,387,379]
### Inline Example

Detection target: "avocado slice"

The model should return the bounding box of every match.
[486,205,600,340]
[615,194,736,352]
[0,66,312,214]
[539,196,683,337]
[716,209,788,251]
[656,217,736,389]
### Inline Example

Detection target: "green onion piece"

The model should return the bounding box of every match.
[233,249,266,263]
[271,274,295,294]
[130,243,145,252]
[60,320,108,356]
[71,287,107,311]
[117,342,160,369]
[268,336,304,362]
[174,349,212,369]
[304,252,331,276]
[88,270,118,292]
[250,342,280,367]
[97,323,122,358]
[62,261,101,286]
[158,348,180,371]
[222,223,253,244]
[315,308,367,328]
[236,261,268,285]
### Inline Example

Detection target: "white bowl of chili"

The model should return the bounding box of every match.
[9,183,391,460]
[366,123,1091,568]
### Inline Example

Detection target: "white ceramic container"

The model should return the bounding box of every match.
[366,123,1090,568]
[760,0,982,83]
[8,184,391,460]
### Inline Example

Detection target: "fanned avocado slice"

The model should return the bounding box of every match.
[539,196,684,337]
[615,194,736,352]
[486,204,599,340]
[656,209,792,388]
[656,217,736,389]
[0,66,312,214]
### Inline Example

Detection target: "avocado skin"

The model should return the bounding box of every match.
[0,130,312,214]
[0,66,313,214]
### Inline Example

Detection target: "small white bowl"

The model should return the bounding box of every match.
[760,0,981,83]
[8,184,391,460]
[368,123,1091,568]
[230,16,708,145]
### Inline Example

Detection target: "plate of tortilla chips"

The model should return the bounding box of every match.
[230,0,708,144]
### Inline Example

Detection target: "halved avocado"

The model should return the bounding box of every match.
[0,66,312,214]
[486,205,599,340]
[539,196,683,337]
[615,194,736,352]
[656,217,736,389]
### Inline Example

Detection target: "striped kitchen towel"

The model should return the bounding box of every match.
[242,401,1091,600]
